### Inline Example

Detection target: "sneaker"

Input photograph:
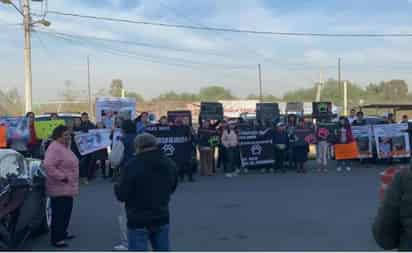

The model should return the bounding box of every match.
[243,168,249,174]
[269,168,275,173]
[261,169,266,174]
[317,168,322,173]
[346,167,351,172]
[113,243,128,251]
[235,169,241,174]
[337,167,342,172]
[225,173,233,178]
[323,169,328,173]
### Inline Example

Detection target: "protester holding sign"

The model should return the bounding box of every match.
[273,122,289,173]
[197,121,215,176]
[336,117,355,172]
[316,120,330,173]
[93,122,109,179]
[291,119,311,174]
[78,112,96,185]
[26,112,41,158]
[135,112,149,135]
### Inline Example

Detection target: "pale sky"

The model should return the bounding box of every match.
[2,0,412,102]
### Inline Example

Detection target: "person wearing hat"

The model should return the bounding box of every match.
[272,122,289,173]
[114,133,178,251]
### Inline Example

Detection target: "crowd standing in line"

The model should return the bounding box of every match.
[3,108,412,251]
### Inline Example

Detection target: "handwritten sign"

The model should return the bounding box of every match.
[35,120,65,140]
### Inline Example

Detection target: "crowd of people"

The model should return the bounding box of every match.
[3,108,412,251]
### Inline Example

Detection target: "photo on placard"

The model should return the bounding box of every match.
[378,136,392,158]
[392,136,405,152]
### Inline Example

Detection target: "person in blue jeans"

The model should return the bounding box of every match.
[114,133,178,251]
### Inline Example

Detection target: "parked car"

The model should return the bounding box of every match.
[35,112,81,126]
[0,149,49,250]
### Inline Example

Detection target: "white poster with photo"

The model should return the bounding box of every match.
[95,97,136,127]
[373,123,410,159]
[74,129,112,155]
[352,125,373,158]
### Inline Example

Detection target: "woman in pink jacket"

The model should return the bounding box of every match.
[43,125,79,248]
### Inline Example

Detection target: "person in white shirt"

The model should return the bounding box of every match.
[221,124,239,178]
[348,109,357,125]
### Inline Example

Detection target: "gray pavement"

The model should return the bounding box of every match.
[25,161,385,251]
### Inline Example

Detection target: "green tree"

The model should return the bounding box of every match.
[125,91,144,103]
[110,79,124,97]
[198,86,236,101]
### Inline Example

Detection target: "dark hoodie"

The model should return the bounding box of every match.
[114,149,178,229]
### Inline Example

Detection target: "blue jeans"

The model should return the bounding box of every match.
[128,224,170,251]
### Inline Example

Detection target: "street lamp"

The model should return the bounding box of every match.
[1,0,51,113]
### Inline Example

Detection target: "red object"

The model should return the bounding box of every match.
[379,167,399,201]
[28,122,38,145]
[337,126,355,143]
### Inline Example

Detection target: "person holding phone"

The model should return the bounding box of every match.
[43,125,79,248]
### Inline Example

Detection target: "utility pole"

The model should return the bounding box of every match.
[338,57,341,96]
[23,0,33,113]
[343,81,348,116]
[258,64,263,102]
[87,56,93,117]
[316,71,323,102]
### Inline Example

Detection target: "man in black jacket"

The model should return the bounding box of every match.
[114,133,178,251]
[373,166,412,251]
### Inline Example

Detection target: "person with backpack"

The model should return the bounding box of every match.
[111,119,137,251]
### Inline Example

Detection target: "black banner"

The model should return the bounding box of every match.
[292,127,316,146]
[239,128,274,168]
[200,102,223,121]
[167,110,192,126]
[286,102,304,115]
[256,103,280,125]
[146,125,192,164]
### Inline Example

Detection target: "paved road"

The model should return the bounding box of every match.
[25,162,384,251]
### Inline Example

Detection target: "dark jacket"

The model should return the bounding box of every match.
[79,121,96,133]
[373,168,412,251]
[114,149,178,229]
[120,133,137,169]
[273,130,289,146]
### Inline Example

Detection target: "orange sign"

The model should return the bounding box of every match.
[0,126,7,148]
[335,142,359,160]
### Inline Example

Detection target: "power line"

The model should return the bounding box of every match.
[48,10,412,38]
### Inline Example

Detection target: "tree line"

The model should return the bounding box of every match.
[0,78,410,116]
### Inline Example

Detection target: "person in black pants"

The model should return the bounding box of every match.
[273,122,289,173]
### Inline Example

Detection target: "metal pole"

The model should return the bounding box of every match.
[316,71,323,102]
[258,64,262,102]
[23,0,33,113]
[338,57,341,98]
[343,81,348,116]
[87,56,93,117]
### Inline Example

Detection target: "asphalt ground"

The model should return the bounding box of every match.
[25,161,386,251]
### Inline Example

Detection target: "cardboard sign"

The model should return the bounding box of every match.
[35,120,65,140]
[200,102,223,121]
[334,142,359,160]
[167,110,192,126]
[239,128,274,168]
[374,123,411,159]
[352,125,373,158]
[0,126,6,148]
[74,129,112,155]
[312,102,332,119]
[256,103,280,124]
[96,97,136,125]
